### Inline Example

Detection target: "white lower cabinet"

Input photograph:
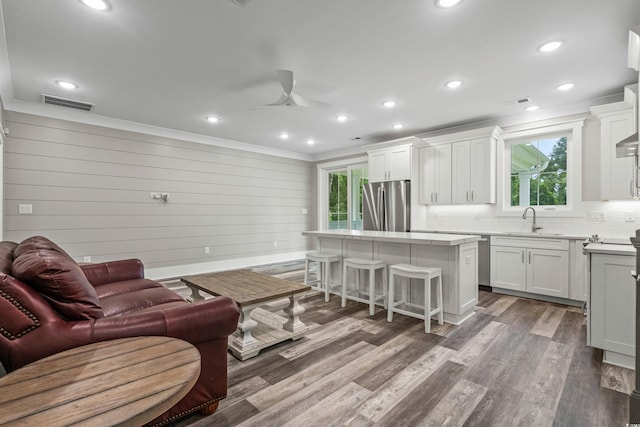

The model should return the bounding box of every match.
[589,253,635,368]
[490,236,569,298]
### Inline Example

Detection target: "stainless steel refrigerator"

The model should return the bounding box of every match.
[363,180,410,231]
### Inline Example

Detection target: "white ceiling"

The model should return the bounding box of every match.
[1,0,639,160]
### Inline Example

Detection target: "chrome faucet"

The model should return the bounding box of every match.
[522,207,543,233]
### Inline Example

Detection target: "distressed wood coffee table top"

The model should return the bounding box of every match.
[181,269,311,306]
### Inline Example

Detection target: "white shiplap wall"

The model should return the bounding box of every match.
[3,111,315,274]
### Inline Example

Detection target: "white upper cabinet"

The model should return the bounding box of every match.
[418,126,500,205]
[418,144,451,204]
[591,85,637,201]
[368,144,412,182]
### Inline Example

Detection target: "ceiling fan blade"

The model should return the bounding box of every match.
[248,93,297,109]
[276,69,294,96]
[291,93,330,108]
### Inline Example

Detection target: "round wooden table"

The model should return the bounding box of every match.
[0,336,201,426]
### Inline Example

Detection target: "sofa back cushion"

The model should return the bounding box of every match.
[12,236,103,320]
[0,242,18,275]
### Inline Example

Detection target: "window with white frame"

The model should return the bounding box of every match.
[317,158,369,230]
[498,119,583,215]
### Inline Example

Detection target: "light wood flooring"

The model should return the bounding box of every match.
[168,260,634,427]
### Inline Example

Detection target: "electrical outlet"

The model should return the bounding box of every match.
[83,256,92,263]
[588,211,606,222]
[204,246,210,254]
[18,204,32,214]
[301,208,308,215]
[625,211,635,222]
[273,241,278,248]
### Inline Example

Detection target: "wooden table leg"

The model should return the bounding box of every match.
[186,285,204,302]
[283,294,306,333]
[231,304,259,356]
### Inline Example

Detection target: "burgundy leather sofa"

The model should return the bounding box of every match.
[0,236,240,426]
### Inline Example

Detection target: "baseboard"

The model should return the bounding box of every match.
[146,251,308,281]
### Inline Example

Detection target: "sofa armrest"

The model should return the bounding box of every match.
[90,296,239,344]
[80,259,145,287]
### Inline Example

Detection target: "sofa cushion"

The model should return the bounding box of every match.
[12,236,103,320]
[0,242,18,276]
[99,286,186,317]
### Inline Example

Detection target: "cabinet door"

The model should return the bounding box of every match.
[590,254,636,355]
[451,140,470,204]
[418,146,435,204]
[600,110,635,200]
[469,137,495,203]
[388,146,411,181]
[434,144,452,204]
[490,245,526,291]
[368,151,387,182]
[527,249,569,298]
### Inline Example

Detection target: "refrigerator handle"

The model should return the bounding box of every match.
[379,186,386,231]
[377,186,384,231]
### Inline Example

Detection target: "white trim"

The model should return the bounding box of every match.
[497,119,584,217]
[145,250,307,281]
[4,99,313,162]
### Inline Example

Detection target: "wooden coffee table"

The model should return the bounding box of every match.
[181,269,311,360]
[0,336,200,426]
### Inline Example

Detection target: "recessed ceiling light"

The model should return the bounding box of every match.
[279,132,289,140]
[393,123,403,130]
[383,100,397,108]
[436,0,463,8]
[205,116,220,123]
[56,80,78,90]
[79,0,111,11]
[336,115,348,122]
[445,80,463,89]
[538,40,563,53]
[557,82,575,91]
[306,139,315,145]
[526,105,540,112]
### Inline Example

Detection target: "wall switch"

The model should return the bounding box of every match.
[18,204,32,214]
[204,246,210,254]
[302,208,308,215]
[625,211,635,222]
[273,241,278,248]
[588,211,606,222]
[83,256,92,263]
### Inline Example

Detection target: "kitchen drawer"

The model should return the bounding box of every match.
[490,235,569,251]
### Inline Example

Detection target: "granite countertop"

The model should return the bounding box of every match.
[413,229,589,241]
[583,242,635,256]
[302,230,481,246]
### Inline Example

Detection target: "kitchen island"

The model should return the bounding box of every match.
[302,230,481,324]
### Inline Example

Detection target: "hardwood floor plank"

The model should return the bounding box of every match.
[495,297,548,333]
[481,294,519,316]
[247,340,375,411]
[449,321,509,366]
[597,387,630,426]
[356,345,457,422]
[373,361,466,426]
[530,305,566,338]
[281,381,371,427]
[463,386,524,427]
[512,340,574,425]
[601,363,635,395]
[439,312,494,351]
[551,310,585,347]
[476,289,503,308]
[241,333,415,426]
[191,399,259,427]
[420,378,488,426]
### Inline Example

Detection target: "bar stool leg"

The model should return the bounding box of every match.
[382,265,388,309]
[387,271,395,322]
[324,261,330,302]
[304,257,310,285]
[424,274,432,334]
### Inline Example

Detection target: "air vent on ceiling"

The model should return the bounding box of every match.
[230,0,251,6]
[503,97,532,106]
[41,93,94,112]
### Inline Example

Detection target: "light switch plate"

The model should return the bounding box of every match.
[18,204,32,214]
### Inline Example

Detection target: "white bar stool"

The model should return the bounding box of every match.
[304,252,342,302]
[387,264,443,333]
[341,258,387,316]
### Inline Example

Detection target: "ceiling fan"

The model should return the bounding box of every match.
[250,69,329,109]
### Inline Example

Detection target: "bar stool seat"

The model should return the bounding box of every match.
[387,263,443,333]
[341,258,387,316]
[304,252,342,302]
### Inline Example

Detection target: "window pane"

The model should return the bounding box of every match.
[350,167,368,230]
[328,170,348,229]
[510,135,567,207]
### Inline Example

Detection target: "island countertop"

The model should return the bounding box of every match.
[302,230,481,246]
